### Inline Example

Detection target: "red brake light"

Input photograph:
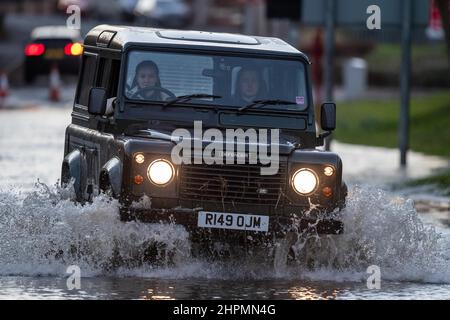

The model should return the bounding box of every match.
[64,43,73,55]
[25,43,45,56]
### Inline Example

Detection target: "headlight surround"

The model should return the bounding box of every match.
[147,159,175,186]
[292,168,319,195]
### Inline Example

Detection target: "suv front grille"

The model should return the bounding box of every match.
[179,161,287,206]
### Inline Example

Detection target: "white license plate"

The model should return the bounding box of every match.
[197,211,269,232]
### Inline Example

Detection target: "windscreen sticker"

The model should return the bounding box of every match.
[296,96,305,105]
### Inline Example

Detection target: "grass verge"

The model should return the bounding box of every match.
[334,91,450,193]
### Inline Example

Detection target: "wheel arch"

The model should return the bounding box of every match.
[61,149,83,199]
[99,157,123,198]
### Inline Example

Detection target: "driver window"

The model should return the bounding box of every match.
[126,51,213,101]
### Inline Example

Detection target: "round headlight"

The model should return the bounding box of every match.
[292,169,318,195]
[147,159,174,186]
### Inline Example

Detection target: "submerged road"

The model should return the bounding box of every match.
[0,87,449,299]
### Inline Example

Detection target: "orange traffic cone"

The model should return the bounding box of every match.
[49,64,61,102]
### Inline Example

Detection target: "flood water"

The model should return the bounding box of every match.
[1,89,450,299]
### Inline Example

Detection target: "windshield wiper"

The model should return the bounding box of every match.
[163,94,222,108]
[239,99,297,112]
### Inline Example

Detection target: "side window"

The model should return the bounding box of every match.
[76,54,97,106]
[96,57,107,87]
[107,60,120,98]
[97,57,120,99]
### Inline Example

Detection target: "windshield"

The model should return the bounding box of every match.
[125,50,309,111]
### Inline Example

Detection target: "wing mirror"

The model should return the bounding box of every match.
[88,87,107,116]
[321,102,336,131]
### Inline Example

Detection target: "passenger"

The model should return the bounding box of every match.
[233,67,267,105]
[127,60,171,101]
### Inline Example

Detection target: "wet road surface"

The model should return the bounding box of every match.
[1,88,450,299]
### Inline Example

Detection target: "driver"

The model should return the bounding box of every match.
[127,60,171,101]
[233,67,267,105]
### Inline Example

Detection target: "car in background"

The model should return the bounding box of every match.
[134,0,192,29]
[24,26,83,84]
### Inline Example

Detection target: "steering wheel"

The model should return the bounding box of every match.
[131,86,176,101]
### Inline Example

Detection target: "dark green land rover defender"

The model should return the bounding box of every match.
[61,25,347,256]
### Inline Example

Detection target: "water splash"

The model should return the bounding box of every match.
[292,186,450,284]
[0,182,190,276]
[0,183,449,284]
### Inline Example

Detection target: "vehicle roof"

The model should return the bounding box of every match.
[84,25,310,62]
[31,26,81,40]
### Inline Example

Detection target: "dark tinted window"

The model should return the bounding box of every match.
[76,54,97,105]
[108,59,120,98]
[97,58,120,99]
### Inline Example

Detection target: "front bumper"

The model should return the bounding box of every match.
[121,207,344,244]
